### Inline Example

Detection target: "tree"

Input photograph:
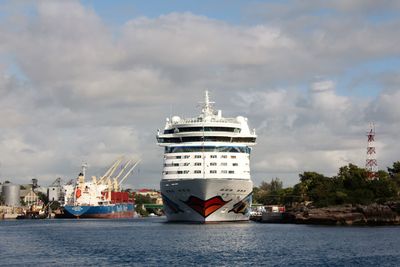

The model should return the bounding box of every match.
[254,161,400,209]
[36,192,49,205]
[135,194,156,204]
[388,161,400,177]
[297,172,336,206]
[253,178,284,205]
[388,162,400,195]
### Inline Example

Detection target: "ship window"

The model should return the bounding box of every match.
[194,162,202,166]
[210,170,217,174]
[195,155,202,158]
[174,127,240,133]
[159,137,181,143]
[210,162,217,166]
[231,137,256,143]
[173,163,179,166]
[210,155,217,158]
[220,162,227,166]
[221,170,227,174]
[233,163,238,166]
[184,162,190,166]
[176,156,181,159]
[177,171,182,174]
[229,170,234,174]
[184,170,189,174]
[221,155,227,158]
[184,155,190,158]
[194,170,201,174]
[163,129,175,134]
[165,146,251,154]
[231,155,236,159]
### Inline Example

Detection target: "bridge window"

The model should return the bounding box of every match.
[165,146,251,154]
[167,126,240,133]
[194,170,201,174]
[210,170,217,174]
[194,162,202,166]
[210,162,217,166]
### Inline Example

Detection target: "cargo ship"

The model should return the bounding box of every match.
[157,91,257,222]
[59,159,139,219]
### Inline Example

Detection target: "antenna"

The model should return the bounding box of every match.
[365,122,378,180]
[200,90,215,117]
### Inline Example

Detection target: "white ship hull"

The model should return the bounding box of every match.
[161,178,253,223]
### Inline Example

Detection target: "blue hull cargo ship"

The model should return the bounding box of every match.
[58,159,139,219]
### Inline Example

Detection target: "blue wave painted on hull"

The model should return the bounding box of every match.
[64,204,135,218]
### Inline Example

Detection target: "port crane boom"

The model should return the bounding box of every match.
[98,157,123,184]
[119,160,141,186]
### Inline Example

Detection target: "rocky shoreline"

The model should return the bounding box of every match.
[289,203,400,226]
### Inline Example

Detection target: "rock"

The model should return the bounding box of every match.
[289,203,400,226]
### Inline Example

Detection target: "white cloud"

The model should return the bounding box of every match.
[0,1,399,187]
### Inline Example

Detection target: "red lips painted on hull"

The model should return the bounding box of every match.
[183,195,231,218]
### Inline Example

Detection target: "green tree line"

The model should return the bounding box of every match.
[253,161,400,207]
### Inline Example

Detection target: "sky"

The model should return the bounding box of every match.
[0,0,400,188]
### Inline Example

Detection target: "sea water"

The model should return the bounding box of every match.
[1,217,399,266]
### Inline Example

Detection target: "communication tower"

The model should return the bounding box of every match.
[365,122,378,180]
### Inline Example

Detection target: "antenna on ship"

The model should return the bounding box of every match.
[201,90,215,117]
[365,122,378,180]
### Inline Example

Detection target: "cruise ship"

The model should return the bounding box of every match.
[157,91,256,222]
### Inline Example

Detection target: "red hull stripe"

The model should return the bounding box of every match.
[77,211,134,219]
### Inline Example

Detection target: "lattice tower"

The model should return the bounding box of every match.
[366,123,378,180]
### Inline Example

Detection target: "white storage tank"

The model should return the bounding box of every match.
[2,183,20,206]
[48,186,60,202]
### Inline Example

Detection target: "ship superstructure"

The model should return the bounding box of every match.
[157,91,256,222]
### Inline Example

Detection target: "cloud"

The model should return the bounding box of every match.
[0,1,399,187]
